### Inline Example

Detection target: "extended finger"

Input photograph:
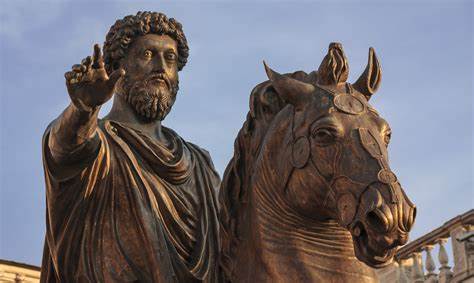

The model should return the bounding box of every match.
[92,44,104,69]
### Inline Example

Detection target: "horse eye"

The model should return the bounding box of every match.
[312,128,336,144]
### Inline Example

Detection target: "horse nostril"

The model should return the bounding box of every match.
[406,206,416,231]
[366,210,389,232]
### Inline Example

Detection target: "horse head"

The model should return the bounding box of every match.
[263,43,416,268]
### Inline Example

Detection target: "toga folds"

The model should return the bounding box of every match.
[41,116,221,282]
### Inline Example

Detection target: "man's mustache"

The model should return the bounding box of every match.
[144,73,171,89]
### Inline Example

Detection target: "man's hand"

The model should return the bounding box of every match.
[65,44,125,111]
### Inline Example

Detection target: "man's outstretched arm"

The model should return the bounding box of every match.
[47,44,124,164]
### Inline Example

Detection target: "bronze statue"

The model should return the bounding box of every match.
[219,43,416,282]
[42,9,415,282]
[41,12,220,282]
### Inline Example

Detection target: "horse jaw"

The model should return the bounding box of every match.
[351,223,397,268]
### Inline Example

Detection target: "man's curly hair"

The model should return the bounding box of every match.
[103,11,189,74]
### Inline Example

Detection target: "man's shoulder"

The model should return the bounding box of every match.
[182,140,220,183]
[186,141,212,161]
[165,128,215,169]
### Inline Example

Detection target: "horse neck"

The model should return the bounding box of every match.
[252,175,356,257]
[240,132,377,282]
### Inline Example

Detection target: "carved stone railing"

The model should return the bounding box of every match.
[377,209,474,283]
[1,211,472,282]
[0,260,40,282]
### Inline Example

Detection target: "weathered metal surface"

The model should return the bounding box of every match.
[219,42,416,282]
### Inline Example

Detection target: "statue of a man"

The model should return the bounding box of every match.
[41,12,220,282]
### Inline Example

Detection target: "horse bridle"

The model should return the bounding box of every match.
[286,82,400,228]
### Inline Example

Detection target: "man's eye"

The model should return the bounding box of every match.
[143,50,153,58]
[166,53,176,60]
[312,128,337,145]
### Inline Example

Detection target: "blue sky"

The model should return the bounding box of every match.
[1,0,472,266]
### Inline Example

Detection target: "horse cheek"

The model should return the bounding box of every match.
[310,143,338,182]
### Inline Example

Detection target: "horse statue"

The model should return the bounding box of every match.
[218,43,416,282]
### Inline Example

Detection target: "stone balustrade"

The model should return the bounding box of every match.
[1,210,472,282]
[0,260,40,282]
[378,209,474,283]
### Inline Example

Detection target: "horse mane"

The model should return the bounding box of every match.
[218,70,318,279]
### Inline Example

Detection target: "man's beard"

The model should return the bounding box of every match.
[118,73,179,122]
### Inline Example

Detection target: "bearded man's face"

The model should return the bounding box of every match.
[116,34,180,121]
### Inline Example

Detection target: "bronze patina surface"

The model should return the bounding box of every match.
[41,12,220,282]
[42,10,415,282]
[219,43,416,282]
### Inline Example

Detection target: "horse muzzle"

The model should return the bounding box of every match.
[348,181,416,268]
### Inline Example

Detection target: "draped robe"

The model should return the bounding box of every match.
[41,119,220,282]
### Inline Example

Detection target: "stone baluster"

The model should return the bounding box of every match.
[412,252,425,282]
[424,245,438,283]
[438,238,453,283]
[450,226,468,278]
[15,273,26,282]
[397,259,410,283]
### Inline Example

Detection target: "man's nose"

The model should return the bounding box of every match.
[152,54,166,73]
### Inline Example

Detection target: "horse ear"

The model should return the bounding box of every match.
[263,61,315,110]
[353,47,382,101]
[317,42,349,86]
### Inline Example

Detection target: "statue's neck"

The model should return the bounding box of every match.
[253,183,356,259]
[103,94,167,142]
[245,183,377,282]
